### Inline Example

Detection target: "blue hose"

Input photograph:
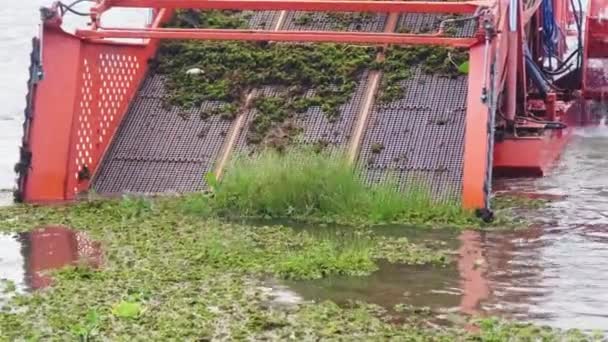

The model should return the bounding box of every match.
[541,0,562,60]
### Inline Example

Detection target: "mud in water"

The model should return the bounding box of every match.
[0,226,101,297]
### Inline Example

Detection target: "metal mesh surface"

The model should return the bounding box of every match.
[358,68,468,202]
[281,12,387,32]
[93,11,472,200]
[294,71,370,148]
[243,11,281,29]
[231,71,370,155]
[396,13,478,37]
[92,75,232,194]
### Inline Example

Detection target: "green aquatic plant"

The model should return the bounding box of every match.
[155,40,376,142]
[1,279,16,294]
[491,194,550,210]
[154,10,469,145]
[70,309,100,342]
[0,198,598,339]
[377,45,469,103]
[207,147,478,226]
[0,197,447,339]
[111,301,143,319]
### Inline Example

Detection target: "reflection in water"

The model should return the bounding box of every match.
[286,261,462,313]
[275,121,608,332]
[457,230,488,315]
[487,123,608,331]
[0,226,101,293]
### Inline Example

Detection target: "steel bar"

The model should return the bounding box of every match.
[98,0,487,13]
[76,27,480,47]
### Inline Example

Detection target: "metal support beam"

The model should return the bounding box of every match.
[99,0,487,13]
[76,28,480,47]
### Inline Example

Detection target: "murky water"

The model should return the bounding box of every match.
[0,226,101,298]
[268,122,608,332]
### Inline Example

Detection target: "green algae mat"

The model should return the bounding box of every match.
[0,196,601,341]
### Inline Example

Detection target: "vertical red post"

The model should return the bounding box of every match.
[23,28,82,202]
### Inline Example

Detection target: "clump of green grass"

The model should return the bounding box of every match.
[208,147,478,226]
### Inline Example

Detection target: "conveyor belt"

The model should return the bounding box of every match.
[358,68,468,202]
[92,75,234,194]
[93,11,474,202]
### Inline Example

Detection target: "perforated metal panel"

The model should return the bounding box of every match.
[231,71,370,154]
[358,68,468,202]
[92,75,232,194]
[294,71,370,148]
[92,11,472,200]
[396,13,478,37]
[281,12,387,32]
[243,11,281,29]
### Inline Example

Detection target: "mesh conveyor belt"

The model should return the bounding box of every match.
[92,75,233,194]
[281,12,388,31]
[93,13,280,194]
[396,13,478,37]
[294,71,371,147]
[358,68,468,202]
[244,11,281,29]
[93,11,473,201]
[231,72,371,154]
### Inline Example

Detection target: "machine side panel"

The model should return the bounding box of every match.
[23,29,82,202]
[462,44,491,209]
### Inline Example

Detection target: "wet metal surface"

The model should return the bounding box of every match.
[359,68,468,202]
[92,75,234,194]
[0,226,101,296]
[281,12,388,32]
[396,12,478,37]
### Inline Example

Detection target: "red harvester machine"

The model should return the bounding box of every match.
[15,0,608,216]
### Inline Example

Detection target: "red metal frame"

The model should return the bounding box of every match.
[22,0,602,210]
[92,0,487,14]
[582,0,608,100]
[21,8,172,202]
[77,28,480,46]
[81,0,487,46]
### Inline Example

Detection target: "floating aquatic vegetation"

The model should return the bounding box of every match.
[153,10,468,145]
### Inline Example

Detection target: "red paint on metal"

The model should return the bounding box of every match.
[546,93,557,121]
[76,28,480,47]
[493,133,571,177]
[462,44,489,210]
[583,0,608,97]
[493,103,577,177]
[23,29,82,202]
[22,12,171,202]
[98,0,486,13]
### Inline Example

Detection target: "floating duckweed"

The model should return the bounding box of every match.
[0,199,595,339]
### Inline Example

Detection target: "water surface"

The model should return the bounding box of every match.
[0,226,101,298]
[269,124,608,332]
